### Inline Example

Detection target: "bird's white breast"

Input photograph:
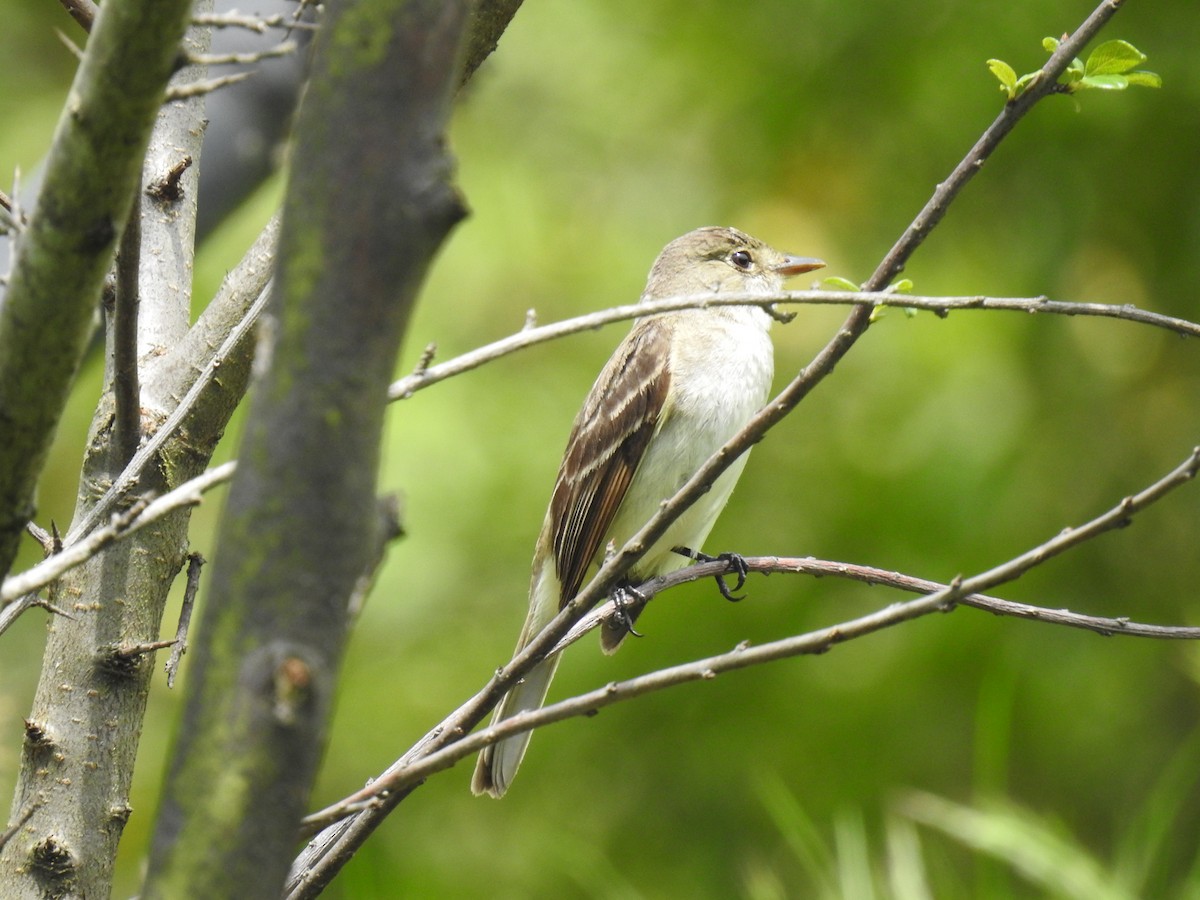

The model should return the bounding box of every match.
[607,307,774,578]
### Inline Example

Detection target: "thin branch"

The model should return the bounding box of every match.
[2,462,235,607]
[166,553,204,687]
[52,28,85,61]
[165,71,253,102]
[185,42,298,67]
[112,188,142,468]
[567,555,1200,646]
[387,290,1199,401]
[191,11,321,33]
[0,799,44,853]
[0,594,71,639]
[57,0,97,33]
[300,444,1200,833]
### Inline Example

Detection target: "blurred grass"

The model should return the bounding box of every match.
[3,0,1200,897]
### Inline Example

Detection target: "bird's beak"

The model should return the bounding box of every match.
[774,255,826,277]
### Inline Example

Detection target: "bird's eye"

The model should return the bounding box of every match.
[730,249,753,270]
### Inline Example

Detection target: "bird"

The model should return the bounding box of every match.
[471,226,824,797]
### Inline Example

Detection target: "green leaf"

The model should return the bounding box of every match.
[890,278,914,294]
[1062,57,1086,82]
[1042,36,1060,52]
[823,276,860,292]
[1079,74,1130,91]
[1125,71,1163,89]
[987,58,1017,96]
[1085,39,1147,77]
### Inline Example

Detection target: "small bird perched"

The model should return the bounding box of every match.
[472,226,824,797]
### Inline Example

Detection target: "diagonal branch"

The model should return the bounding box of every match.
[287,2,1136,886]
[0,462,235,610]
[300,443,1200,833]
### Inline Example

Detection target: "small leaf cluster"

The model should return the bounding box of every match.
[988,38,1161,102]
[823,276,917,322]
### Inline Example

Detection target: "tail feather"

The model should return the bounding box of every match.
[471,653,561,797]
[599,593,647,654]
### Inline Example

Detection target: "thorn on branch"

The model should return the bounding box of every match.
[145,156,193,204]
[31,597,76,620]
[100,639,177,677]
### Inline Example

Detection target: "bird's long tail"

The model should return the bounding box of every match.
[472,559,561,797]
[470,651,561,797]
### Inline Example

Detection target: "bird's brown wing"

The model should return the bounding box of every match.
[548,318,673,606]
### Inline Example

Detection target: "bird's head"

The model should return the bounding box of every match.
[643,226,825,300]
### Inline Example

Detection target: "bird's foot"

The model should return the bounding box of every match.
[673,546,750,602]
[610,584,646,639]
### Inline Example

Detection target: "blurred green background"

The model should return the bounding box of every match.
[3,0,1200,896]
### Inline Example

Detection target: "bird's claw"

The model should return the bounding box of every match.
[611,585,646,639]
[673,546,750,602]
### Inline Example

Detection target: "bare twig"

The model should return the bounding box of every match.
[165,71,253,101]
[3,462,235,607]
[57,0,97,32]
[53,28,85,61]
[300,445,1200,833]
[191,11,320,33]
[387,290,1199,401]
[0,594,70,638]
[0,799,44,853]
[112,189,142,467]
[166,553,204,687]
[567,555,1200,646]
[185,41,298,67]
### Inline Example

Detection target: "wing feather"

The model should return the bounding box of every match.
[548,319,673,605]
